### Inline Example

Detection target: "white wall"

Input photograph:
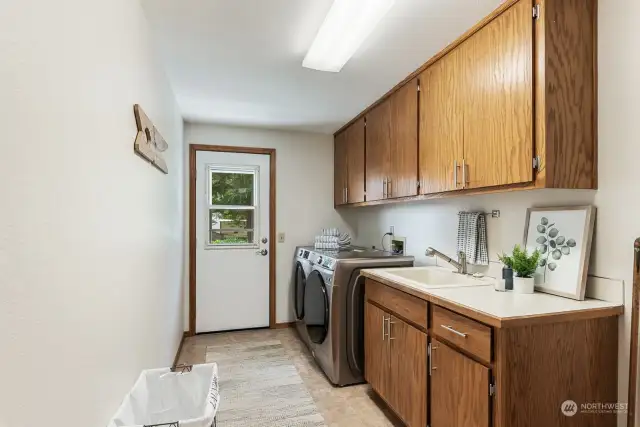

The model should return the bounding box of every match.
[185,123,351,325]
[342,0,640,424]
[0,1,185,427]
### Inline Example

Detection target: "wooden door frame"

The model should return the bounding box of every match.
[188,144,276,336]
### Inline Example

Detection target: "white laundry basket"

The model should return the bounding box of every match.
[107,363,219,427]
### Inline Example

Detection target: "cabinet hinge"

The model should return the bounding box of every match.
[533,4,540,20]
[533,156,541,169]
[489,383,496,397]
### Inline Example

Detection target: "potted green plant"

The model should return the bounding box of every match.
[498,245,541,294]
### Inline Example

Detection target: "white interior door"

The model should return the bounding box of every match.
[196,150,270,333]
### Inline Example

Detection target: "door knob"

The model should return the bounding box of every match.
[256,249,268,256]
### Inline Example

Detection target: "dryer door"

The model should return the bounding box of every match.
[294,261,306,320]
[304,269,329,344]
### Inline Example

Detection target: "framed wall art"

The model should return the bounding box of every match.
[523,206,596,300]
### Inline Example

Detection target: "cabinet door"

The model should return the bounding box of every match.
[419,49,464,194]
[346,118,366,203]
[366,100,391,201]
[364,302,389,397]
[334,131,348,206]
[389,80,419,198]
[431,338,490,427]
[389,316,427,427]
[462,0,533,189]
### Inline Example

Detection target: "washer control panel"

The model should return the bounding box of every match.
[310,251,336,271]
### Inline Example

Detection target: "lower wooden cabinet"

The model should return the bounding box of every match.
[364,277,620,427]
[364,301,427,427]
[390,316,427,427]
[430,338,490,427]
[364,301,389,396]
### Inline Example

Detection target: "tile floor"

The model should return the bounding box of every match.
[177,327,404,427]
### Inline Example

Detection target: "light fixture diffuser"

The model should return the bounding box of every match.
[303,0,395,73]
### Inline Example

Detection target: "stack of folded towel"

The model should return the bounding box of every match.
[315,229,351,250]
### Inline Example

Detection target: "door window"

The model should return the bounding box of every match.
[206,165,259,248]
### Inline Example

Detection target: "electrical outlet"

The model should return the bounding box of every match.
[277,232,285,243]
[390,225,395,236]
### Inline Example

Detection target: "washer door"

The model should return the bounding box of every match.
[304,269,329,344]
[294,261,306,320]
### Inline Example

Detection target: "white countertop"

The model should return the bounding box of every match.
[361,267,623,327]
[425,284,622,319]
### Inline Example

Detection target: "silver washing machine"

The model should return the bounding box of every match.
[303,247,414,386]
[292,246,314,349]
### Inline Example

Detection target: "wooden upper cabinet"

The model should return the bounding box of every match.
[334,130,348,206]
[346,118,365,203]
[389,316,427,427]
[431,338,490,427]
[334,118,365,206]
[334,0,597,207]
[366,101,391,202]
[535,0,597,189]
[462,0,533,189]
[419,50,464,194]
[389,80,419,198]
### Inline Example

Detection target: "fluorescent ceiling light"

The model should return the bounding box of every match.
[303,0,395,73]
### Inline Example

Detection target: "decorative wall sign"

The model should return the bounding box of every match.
[523,206,596,300]
[133,104,169,174]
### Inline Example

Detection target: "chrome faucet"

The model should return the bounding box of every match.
[425,247,468,275]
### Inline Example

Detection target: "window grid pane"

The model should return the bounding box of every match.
[210,170,255,206]
[206,165,259,247]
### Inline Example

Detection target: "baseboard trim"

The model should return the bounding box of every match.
[273,322,295,329]
[172,331,188,369]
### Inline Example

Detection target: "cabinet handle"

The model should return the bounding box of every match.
[441,324,468,338]
[382,178,387,198]
[462,159,467,189]
[429,343,438,375]
[388,318,395,341]
[346,187,348,203]
[387,178,392,198]
[382,315,387,341]
[454,160,459,189]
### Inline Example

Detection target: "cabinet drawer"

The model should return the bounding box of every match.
[431,305,491,364]
[366,279,428,329]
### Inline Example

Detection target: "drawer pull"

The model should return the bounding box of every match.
[441,324,468,338]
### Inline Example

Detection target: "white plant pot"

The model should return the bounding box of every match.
[512,277,535,294]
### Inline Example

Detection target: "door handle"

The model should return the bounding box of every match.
[387,317,395,341]
[255,249,268,256]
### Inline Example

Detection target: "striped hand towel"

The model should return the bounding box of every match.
[457,212,489,266]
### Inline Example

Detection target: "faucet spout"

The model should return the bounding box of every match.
[425,247,468,275]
